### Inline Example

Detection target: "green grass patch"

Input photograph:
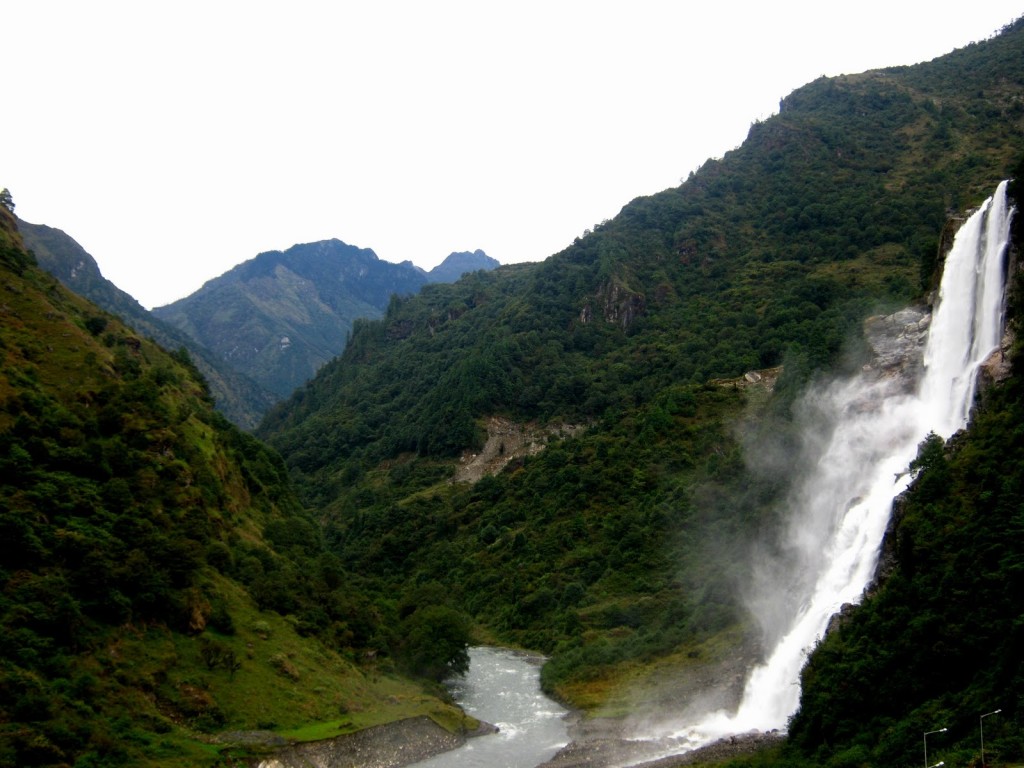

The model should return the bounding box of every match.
[83,574,465,765]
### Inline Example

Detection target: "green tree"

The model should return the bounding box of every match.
[400,605,472,681]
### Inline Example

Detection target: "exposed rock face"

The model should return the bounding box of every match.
[711,366,783,391]
[870,490,908,594]
[454,417,587,483]
[578,281,646,328]
[815,305,933,637]
[824,601,860,638]
[601,283,646,327]
[866,305,1014,602]
[979,326,1015,387]
[861,306,930,386]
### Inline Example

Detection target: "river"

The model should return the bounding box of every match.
[410,646,570,768]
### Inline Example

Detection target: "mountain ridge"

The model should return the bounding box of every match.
[153,240,498,399]
[17,220,498,422]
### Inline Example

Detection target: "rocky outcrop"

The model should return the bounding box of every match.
[711,366,783,391]
[601,283,645,327]
[578,281,646,328]
[861,306,930,386]
[979,326,1015,387]
[868,488,909,597]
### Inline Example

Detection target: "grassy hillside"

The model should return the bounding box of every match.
[257,17,1024,712]
[16,220,277,430]
[0,209,464,768]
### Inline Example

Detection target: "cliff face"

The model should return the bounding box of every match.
[452,416,587,483]
[864,212,1019,609]
[577,280,646,328]
[861,306,931,386]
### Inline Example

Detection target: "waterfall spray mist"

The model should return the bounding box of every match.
[640,181,1015,758]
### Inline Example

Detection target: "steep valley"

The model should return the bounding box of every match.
[3,16,1024,768]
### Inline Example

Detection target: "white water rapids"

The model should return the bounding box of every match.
[411,647,569,768]
[639,181,1015,758]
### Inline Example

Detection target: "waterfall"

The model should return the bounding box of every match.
[651,181,1015,754]
[920,183,1013,435]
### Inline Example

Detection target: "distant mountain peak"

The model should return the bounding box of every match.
[427,249,500,283]
[152,238,430,398]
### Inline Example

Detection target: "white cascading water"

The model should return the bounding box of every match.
[644,181,1015,757]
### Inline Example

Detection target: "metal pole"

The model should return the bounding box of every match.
[925,727,947,768]
[981,709,1002,768]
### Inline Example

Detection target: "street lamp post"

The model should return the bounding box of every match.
[925,727,947,768]
[980,709,1002,768]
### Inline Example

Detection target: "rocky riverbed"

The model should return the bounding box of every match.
[244,716,494,768]
[536,709,783,768]
[540,727,783,768]
[239,715,781,768]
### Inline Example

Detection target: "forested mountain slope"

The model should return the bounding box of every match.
[261,18,1024,473]
[256,15,1024,735]
[0,207,464,767]
[16,220,276,430]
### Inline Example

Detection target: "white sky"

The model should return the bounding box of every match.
[4,2,1021,309]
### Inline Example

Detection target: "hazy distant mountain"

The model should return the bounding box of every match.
[152,240,498,399]
[16,220,276,430]
[426,249,500,283]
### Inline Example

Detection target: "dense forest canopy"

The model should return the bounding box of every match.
[261,17,1024,480]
